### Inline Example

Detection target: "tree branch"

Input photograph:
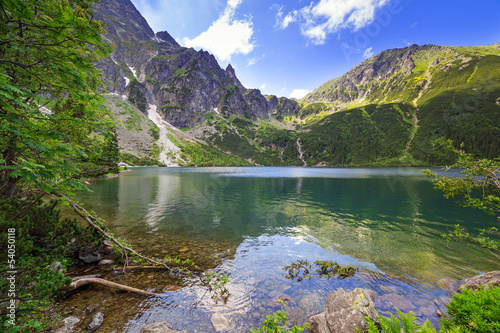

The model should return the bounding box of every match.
[52,192,171,272]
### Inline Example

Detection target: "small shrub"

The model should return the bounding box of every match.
[441,285,500,332]
[250,300,309,333]
[364,309,461,333]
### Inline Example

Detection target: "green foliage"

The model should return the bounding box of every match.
[149,142,162,160]
[148,122,160,141]
[170,133,253,166]
[127,79,147,113]
[120,152,164,167]
[423,138,500,260]
[164,255,195,268]
[202,272,230,303]
[250,300,310,333]
[364,309,461,333]
[0,0,114,199]
[441,285,500,332]
[283,260,356,282]
[0,199,104,331]
[298,102,330,118]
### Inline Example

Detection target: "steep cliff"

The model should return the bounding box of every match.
[93,0,297,129]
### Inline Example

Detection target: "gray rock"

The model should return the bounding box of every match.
[211,312,230,332]
[298,293,322,311]
[308,313,330,333]
[87,312,104,333]
[98,259,114,266]
[459,270,500,291]
[49,261,63,273]
[53,316,81,333]
[78,250,102,264]
[438,278,462,295]
[140,321,190,333]
[308,288,378,333]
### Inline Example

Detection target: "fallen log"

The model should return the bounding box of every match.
[70,277,160,296]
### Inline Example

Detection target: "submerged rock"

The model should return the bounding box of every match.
[140,321,190,333]
[53,316,81,333]
[211,312,230,332]
[87,312,104,333]
[308,288,378,333]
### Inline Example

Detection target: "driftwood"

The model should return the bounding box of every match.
[112,265,167,271]
[53,192,171,272]
[70,277,160,296]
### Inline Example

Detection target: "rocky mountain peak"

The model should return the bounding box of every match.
[94,0,298,128]
[155,31,179,47]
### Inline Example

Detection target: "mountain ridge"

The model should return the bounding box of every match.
[94,0,500,167]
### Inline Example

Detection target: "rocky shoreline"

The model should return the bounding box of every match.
[50,239,500,333]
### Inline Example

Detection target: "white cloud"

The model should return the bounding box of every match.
[289,89,310,99]
[260,83,267,91]
[281,11,298,29]
[279,0,389,45]
[182,0,254,61]
[363,46,374,58]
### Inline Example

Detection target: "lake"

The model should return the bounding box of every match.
[66,167,499,332]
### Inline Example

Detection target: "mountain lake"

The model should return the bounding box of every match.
[57,167,499,332]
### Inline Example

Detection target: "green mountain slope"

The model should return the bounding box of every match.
[179,43,499,166]
[95,0,499,166]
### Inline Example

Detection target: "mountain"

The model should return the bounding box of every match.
[93,0,297,129]
[93,0,500,167]
[299,43,500,164]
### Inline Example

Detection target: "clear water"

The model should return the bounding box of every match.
[64,167,499,332]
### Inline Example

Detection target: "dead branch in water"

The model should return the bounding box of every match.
[70,277,160,296]
[53,192,171,273]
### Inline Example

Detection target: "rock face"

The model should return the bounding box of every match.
[460,270,500,291]
[308,288,378,333]
[93,0,297,128]
[439,271,500,296]
[303,44,444,106]
[140,321,190,333]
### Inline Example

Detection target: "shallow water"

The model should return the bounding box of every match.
[59,167,499,332]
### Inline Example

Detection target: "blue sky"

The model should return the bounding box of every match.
[130,0,500,99]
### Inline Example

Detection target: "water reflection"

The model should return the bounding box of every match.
[73,167,499,332]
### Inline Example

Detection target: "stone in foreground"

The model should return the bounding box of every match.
[140,321,190,333]
[308,288,378,333]
[211,312,230,332]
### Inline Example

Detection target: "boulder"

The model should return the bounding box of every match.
[211,312,230,332]
[140,321,190,333]
[437,278,462,295]
[87,312,104,333]
[459,270,500,291]
[78,250,102,264]
[308,288,378,333]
